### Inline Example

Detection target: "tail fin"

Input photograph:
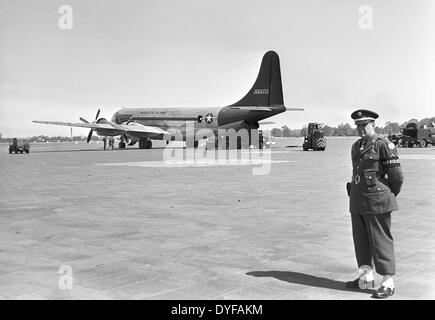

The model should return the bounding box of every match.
[230,51,283,107]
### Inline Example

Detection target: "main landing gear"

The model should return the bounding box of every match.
[138,137,152,149]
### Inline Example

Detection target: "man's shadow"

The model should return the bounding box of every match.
[247,271,375,295]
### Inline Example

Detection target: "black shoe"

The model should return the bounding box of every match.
[345,278,360,289]
[372,286,395,299]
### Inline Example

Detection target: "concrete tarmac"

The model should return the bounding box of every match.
[0,137,434,299]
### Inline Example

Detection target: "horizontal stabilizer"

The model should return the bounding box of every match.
[259,121,276,125]
[228,106,272,111]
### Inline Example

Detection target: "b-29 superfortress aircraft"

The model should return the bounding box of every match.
[33,51,302,149]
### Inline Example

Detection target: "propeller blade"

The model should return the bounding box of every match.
[80,117,89,123]
[95,109,101,120]
[87,130,93,143]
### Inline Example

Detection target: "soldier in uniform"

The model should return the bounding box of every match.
[102,137,107,150]
[346,109,404,299]
[109,136,114,150]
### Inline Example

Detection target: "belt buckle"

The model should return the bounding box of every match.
[354,174,360,184]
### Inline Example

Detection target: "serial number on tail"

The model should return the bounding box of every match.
[253,89,269,95]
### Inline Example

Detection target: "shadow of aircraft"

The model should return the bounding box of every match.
[29,146,187,153]
[30,149,103,153]
[247,271,375,295]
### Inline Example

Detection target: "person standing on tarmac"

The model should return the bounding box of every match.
[102,137,107,150]
[346,109,404,299]
[109,137,114,150]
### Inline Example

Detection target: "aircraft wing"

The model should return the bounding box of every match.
[33,120,112,130]
[33,120,170,136]
[116,123,170,135]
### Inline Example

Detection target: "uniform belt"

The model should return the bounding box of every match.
[353,173,385,185]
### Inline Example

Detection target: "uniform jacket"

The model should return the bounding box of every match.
[349,135,404,215]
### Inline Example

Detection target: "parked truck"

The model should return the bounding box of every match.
[389,123,435,148]
[9,138,30,154]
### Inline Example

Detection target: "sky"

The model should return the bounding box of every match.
[1,0,434,137]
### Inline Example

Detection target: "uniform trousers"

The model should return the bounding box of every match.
[351,212,395,275]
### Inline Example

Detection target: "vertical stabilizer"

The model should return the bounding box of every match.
[230,51,283,107]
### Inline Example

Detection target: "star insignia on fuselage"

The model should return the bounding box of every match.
[205,113,213,124]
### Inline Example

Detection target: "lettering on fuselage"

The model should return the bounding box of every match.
[253,88,269,95]
[138,111,167,115]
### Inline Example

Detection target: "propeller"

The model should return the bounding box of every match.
[86,130,93,143]
[80,109,101,143]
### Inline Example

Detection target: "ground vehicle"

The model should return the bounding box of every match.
[259,130,274,149]
[390,123,435,148]
[302,123,326,151]
[9,138,30,154]
[387,133,403,146]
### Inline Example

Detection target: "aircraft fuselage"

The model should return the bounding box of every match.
[111,105,286,141]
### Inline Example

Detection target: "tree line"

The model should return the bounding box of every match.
[0,134,102,143]
[270,116,435,137]
[1,116,434,140]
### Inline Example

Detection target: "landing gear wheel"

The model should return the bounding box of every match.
[139,138,152,149]
[139,139,145,149]
[397,139,403,147]
[118,142,126,149]
[420,139,427,148]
